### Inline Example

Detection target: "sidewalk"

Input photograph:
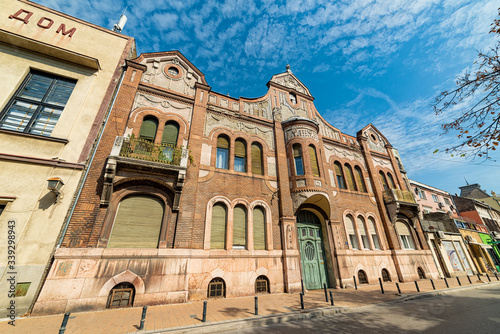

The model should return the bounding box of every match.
[1,275,499,334]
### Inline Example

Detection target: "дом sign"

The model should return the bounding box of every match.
[9,9,76,37]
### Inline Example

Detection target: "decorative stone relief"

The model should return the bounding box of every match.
[232,102,239,111]
[279,92,307,119]
[243,98,271,119]
[271,73,310,96]
[372,157,393,170]
[365,130,386,153]
[287,225,294,249]
[220,99,228,108]
[267,156,277,177]
[314,180,322,187]
[141,58,199,97]
[323,144,365,166]
[296,180,306,187]
[209,95,217,104]
[133,93,192,124]
[316,116,341,141]
[204,112,275,150]
[100,157,117,206]
[284,125,319,143]
[272,107,283,122]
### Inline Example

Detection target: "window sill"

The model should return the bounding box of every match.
[0,129,68,144]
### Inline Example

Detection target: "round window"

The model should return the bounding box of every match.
[167,66,179,76]
[370,134,377,142]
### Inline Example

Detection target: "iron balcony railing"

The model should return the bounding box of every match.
[119,137,182,166]
[383,189,416,204]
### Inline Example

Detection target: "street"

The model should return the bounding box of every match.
[223,284,500,334]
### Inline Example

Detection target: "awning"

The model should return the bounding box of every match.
[469,242,493,249]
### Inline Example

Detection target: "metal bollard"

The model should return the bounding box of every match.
[202,301,207,322]
[477,273,481,281]
[495,273,499,281]
[378,277,385,294]
[139,306,147,330]
[396,282,401,294]
[414,281,420,292]
[457,277,461,286]
[59,312,70,334]
[353,276,358,290]
[301,279,305,295]
[487,274,491,282]
[255,296,258,315]
[467,275,472,284]
[444,277,449,288]
[430,279,436,290]
[300,292,305,309]
[323,283,328,302]
[329,290,334,306]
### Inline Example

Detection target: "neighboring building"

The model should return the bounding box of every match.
[410,180,458,217]
[33,50,438,315]
[0,0,135,318]
[452,196,500,272]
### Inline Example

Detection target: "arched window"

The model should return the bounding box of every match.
[208,277,225,298]
[309,145,320,177]
[253,206,266,250]
[251,143,263,175]
[417,267,426,279]
[211,203,227,249]
[107,282,135,308]
[161,121,179,161]
[395,220,415,250]
[354,166,367,192]
[255,275,270,294]
[368,217,380,250]
[387,173,397,189]
[216,136,229,169]
[381,269,391,282]
[357,216,370,249]
[358,270,368,284]
[293,144,304,176]
[234,139,246,172]
[108,195,164,248]
[233,205,247,249]
[379,171,389,190]
[345,215,359,249]
[335,162,347,189]
[344,164,357,191]
[138,116,158,142]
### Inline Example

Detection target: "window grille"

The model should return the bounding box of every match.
[255,275,269,293]
[208,278,225,298]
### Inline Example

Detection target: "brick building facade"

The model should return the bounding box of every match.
[33,51,438,315]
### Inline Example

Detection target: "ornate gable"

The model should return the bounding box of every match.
[268,65,312,97]
[358,124,391,154]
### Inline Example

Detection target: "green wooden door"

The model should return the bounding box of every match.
[298,223,329,290]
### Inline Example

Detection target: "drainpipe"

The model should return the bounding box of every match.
[27,67,126,314]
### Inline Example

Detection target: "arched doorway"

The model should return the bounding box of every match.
[297,210,329,289]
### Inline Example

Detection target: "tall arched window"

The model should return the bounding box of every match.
[379,171,389,190]
[345,214,359,249]
[234,139,246,172]
[251,142,263,175]
[108,195,164,248]
[368,217,380,249]
[233,205,247,249]
[395,220,415,250]
[387,173,397,189]
[293,144,304,176]
[253,206,266,250]
[216,136,229,169]
[309,145,320,176]
[161,121,179,161]
[354,166,367,192]
[211,203,227,249]
[138,116,158,142]
[357,216,370,249]
[335,162,347,189]
[344,164,357,191]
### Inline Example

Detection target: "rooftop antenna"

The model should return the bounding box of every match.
[464,177,469,185]
[113,7,128,33]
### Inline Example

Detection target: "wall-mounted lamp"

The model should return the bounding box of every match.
[47,177,64,196]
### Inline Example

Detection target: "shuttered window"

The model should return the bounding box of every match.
[293,144,304,176]
[387,173,397,189]
[233,205,247,248]
[335,162,346,189]
[368,217,380,249]
[379,171,389,190]
[108,195,164,248]
[354,166,367,192]
[309,145,320,176]
[211,203,227,249]
[161,121,179,146]
[395,221,415,250]
[357,216,370,249]
[345,215,358,249]
[251,143,263,175]
[139,116,158,141]
[344,164,357,191]
[253,206,266,250]
[234,139,246,172]
[216,136,229,169]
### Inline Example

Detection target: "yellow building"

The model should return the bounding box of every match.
[458,227,496,274]
[0,0,135,318]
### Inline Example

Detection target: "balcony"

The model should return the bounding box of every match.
[119,137,182,166]
[383,189,416,204]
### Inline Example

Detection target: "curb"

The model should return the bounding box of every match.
[148,280,500,334]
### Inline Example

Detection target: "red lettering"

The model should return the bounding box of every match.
[56,24,76,37]
[8,9,33,24]
[37,17,54,29]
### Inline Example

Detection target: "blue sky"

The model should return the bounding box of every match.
[36,0,500,195]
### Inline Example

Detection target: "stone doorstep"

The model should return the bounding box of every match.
[147,281,500,334]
